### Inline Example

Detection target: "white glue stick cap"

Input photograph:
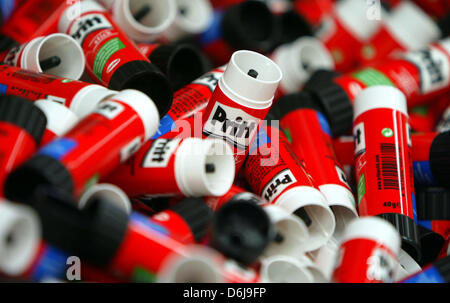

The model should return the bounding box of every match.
[319,184,358,240]
[162,0,213,42]
[0,201,41,276]
[385,1,440,50]
[394,249,422,281]
[70,85,118,119]
[275,186,336,251]
[341,216,401,257]
[336,0,384,40]
[21,34,85,80]
[113,0,177,42]
[34,100,79,137]
[353,85,408,121]
[157,245,224,283]
[263,205,310,257]
[297,254,328,283]
[109,89,160,141]
[220,50,282,108]
[78,183,132,214]
[310,237,340,281]
[58,1,106,33]
[274,37,334,93]
[260,255,314,283]
[175,138,235,197]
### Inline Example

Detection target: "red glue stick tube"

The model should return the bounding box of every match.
[197,1,278,66]
[103,137,235,198]
[332,216,401,283]
[159,0,213,43]
[401,254,450,283]
[333,136,355,167]
[0,0,64,51]
[202,50,282,171]
[0,33,85,80]
[293,0,334,27]
[270,92,358,240]
[138,42,211,92]
[411,131,450,188]
[109,0,176,43]
[34,100,79,146]
[4,89,160,201]
[58,0,173,117]
[0,201,41,278]
[353,86,421,261]
[409,96,450,133]
[205,185,310,257]
[304,38,450,136]
[317,0,384,72]
[78,183,131,215]
[152,65,226,140]
[271,37,334,99]
[358,1,445,66]
[0,96,47,197]
[0,65,118,119]
[245,123,336,250]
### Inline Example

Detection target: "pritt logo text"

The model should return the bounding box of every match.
[69,14,112,44]
[262,169,297,202]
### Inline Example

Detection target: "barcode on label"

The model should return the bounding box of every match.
[379,143,405,191]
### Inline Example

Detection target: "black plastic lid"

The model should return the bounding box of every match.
[170,198,213,242]
[435,254,450,282]
[437,13,450,38]
[304,69,353,137]
[269,91,322,121]
[211,199,275,266]
[221,0,277,54]
[416,187,450,220]
[4,154,73,204]
[418,224,445,267]
[148,43,210,92]
[0,35,17,52]
[108,60,173,117]
[273,10,314,49]
[429,131,450,189]
[0,95,47,144]
[377,213,421,262]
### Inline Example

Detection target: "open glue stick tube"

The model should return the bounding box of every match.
[304,37,450,137]
[0,33,85,80]
[0,201,41,277]
[353,86,421,261]
[202,50,282,171]
[34,100,79,146]
[58,0,173,117]
[272,36,334,99]
[0,65,118,119]
[260,255,314,283]
[245,123,336,251]
[270,92,358,239]
[0,96,47,197]
[204,185,310,258]
[394,248,422,282]
[103,137,235,198]
[78,183,131,215]
[4,89,160,201]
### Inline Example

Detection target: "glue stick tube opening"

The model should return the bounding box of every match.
[169,0,213,37]
[78,183,131,215]
[0,202,41,276]
[260,255,314,283]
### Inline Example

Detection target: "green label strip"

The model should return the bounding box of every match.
[93,38,125,80]
[357,173,366,206]
[352,68,395,88]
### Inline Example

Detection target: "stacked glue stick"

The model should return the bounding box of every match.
[0,0,448,284]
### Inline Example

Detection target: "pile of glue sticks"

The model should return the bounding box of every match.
[0,0,448,284]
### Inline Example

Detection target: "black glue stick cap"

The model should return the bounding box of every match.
[169,198,213,242]
[429,131,450,189]
[211,200,275,266]
[304,69,353,137]
[418,224,445,267]
[269,91,322,121]
[416,187,450,220]
[273,10,314,49]
[0,35,18,52]
[4,155,74,204]
[221,1,278,54]
[434,254,450,282]
[437,14,450,38]
[148,43,211,92]
[0,95,47,145]
[108,60,173,117]
[377,213,421,262]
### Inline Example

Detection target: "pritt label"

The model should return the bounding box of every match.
[203,103,259,149]
[404,46,450,94]
[120,137,142,163]
[261,169,297,202]
[353,122,366,156]
[69,13,113,44]
[366,248,396,283]
[96,101,124,120]
[141,139,180,168]
[3,44,25,67]
[192,70,224,92]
